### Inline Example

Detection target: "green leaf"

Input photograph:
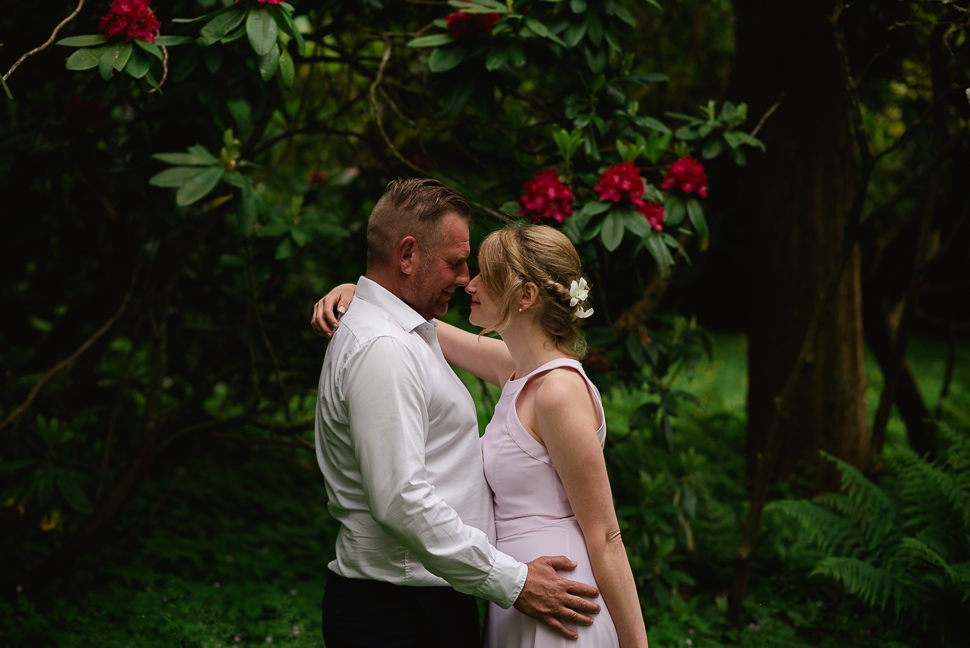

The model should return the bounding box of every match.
[485,45,509,71]
[134,39,163,60]
[1,74,12,100]
[613,5,635,26]
[99,46,118,80]
[275,236,296,260]
[278,46,294,89]
[665,195,685,226]
[238,184,258,237]
[603,28,620,52]
[428,45,467,73]
[258,44,280,81]
[0,459,38,474]
[675,125,698,140]
[526,18,566,46]
[622,72,670,85]
[663,233,690,265]
[154,36,194,46]
[584,46,606,75]
[187,145,220,164]
[407,34,455,48]
[441,73,475,117]
[636,116,671,134]
[112,42,132,71]
[55,470,92,515]
[686,198,708,244]
[173,5,237,24]
[124,48,151,78]
[268,4,305,55]
[508,41,526,67]
[645,231,673,279]
[149,166,210,188]
[152,151,218,166]
[65,45,110,71]
[199,8,246,45]
[586,9,603,46]
[645,0,663,11]
[581,200,611,216]
[701,136,724,159]
[56,35,107,47]
[247,8,279,57]
[733,146,747,166]
[622,209,651,237]
[570,0,588,13]
[176,167,224,206]
[564,21,587,48]
[600,210,624,251]
[449,0,508,13]
[735,131,766,151]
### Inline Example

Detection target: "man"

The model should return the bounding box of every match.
[312,178,600,647]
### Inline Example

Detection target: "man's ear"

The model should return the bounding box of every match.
[396,236,419,275]
[519,282,539,312]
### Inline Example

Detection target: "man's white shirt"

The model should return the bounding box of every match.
[315,277,527,608]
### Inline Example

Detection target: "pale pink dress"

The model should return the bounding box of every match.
[482,358,619,648]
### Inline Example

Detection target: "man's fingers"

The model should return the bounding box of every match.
[563,592,600,615]
[566,580,600,600]
[543,618,579,641]
[539,555,578,571]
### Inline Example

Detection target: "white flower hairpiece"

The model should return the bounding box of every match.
[569,278,589,307]
[574,306,594,319]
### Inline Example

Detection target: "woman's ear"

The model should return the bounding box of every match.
[519,282,539,312]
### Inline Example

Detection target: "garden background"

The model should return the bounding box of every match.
[2,1,969,646]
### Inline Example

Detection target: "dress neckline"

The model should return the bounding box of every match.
[507,357,581,385]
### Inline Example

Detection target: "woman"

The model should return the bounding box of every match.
[317,225,648,648]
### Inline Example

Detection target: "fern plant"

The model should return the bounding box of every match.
[767,420,970,643]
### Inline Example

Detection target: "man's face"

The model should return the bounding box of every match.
[401,213,471,320]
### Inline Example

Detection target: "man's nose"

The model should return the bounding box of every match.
[456,262,470,286]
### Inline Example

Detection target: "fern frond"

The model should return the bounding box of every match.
[820,451,898,517]
[812,556,895,611]
[766,499,863,557]
[951,562,970,601]
[898,537,959,584]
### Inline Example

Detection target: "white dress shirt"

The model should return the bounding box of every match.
[315,277,527,608]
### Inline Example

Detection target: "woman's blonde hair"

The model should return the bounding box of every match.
[478,224,590,358]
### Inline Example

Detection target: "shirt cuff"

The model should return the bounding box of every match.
[477,552,529,609]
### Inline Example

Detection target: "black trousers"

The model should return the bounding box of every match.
[321,570,481,648]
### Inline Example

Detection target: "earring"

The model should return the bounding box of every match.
[518,308,522,312]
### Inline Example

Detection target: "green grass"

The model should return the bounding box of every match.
[2,333,965,647]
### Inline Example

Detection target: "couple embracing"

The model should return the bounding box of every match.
[311,178,648,647]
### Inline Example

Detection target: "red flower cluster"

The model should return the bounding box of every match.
[519,169,575,224]
[640,201,666,232]
[446,12,500,39]
[661,156,709,198]
[100,0,160,43]
[595,161,665,231]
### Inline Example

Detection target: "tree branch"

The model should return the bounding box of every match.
[0,272,137,433]
[2,0,85,84]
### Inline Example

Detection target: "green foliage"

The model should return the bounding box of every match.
[767,411,970,642]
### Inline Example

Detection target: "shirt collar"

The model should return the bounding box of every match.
[356,276,429,333]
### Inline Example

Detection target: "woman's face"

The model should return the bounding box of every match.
[465,273,502,329]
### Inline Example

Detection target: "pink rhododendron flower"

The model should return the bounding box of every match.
[446,12,500,39]
[661,156,709,198]
[638,201,665,232]
[100,0,160,43]
[518,169,575,224]
[595,161,645,204]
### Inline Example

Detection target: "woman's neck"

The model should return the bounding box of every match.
[501,317,568,379]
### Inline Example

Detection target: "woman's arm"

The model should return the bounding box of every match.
[434,320,514,387]
[532,371,649,648]
[311,283,357,338]
[311,284,514,386]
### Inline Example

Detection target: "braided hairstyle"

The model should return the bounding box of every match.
[477,224,590,358]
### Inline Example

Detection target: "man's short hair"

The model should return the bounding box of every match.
[366,178,474,270]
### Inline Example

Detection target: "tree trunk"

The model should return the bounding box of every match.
[735,0,869,491]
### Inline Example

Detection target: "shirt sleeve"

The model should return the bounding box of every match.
[343,336,527,608]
